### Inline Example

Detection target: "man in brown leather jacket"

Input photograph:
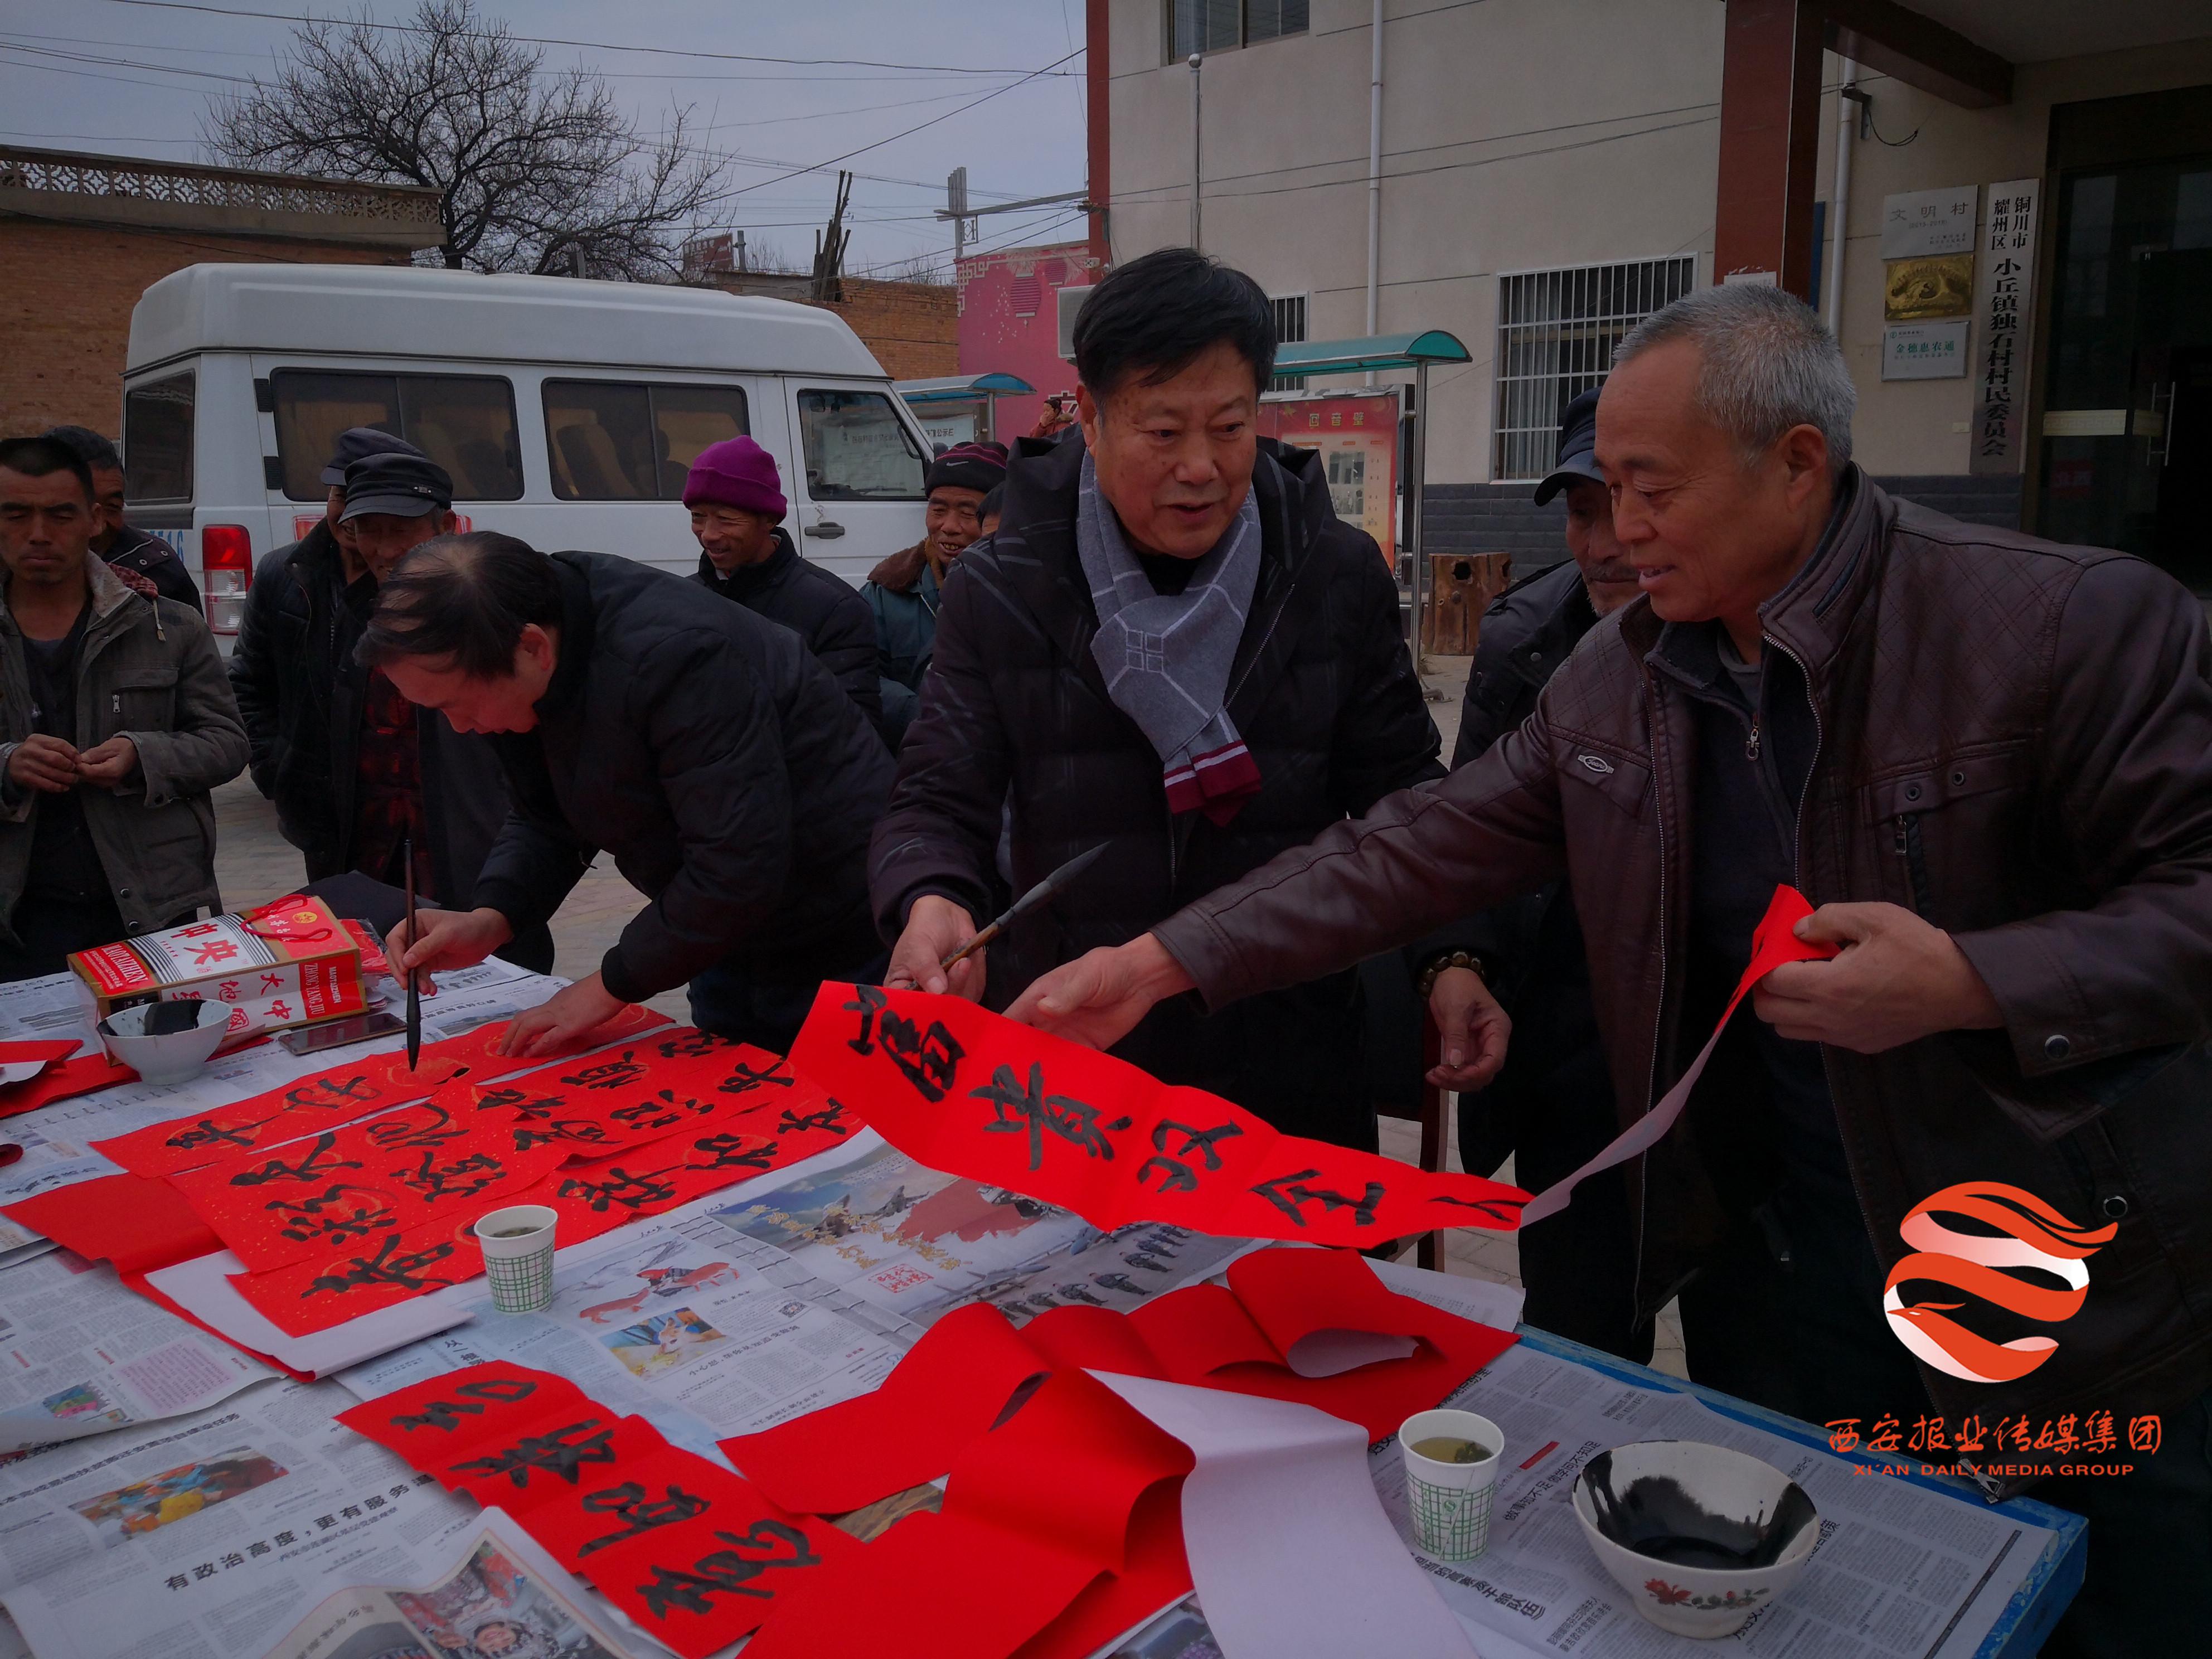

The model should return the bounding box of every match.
[1012,285,2212,1657]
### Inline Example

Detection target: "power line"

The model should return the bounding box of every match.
[1112,99,1722,200]
[696,48,1084,207]
[91,0,1085,76]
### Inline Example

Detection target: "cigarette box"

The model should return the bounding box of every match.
[68,895,367,1038]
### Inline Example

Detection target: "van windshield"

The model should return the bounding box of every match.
[271,370,523,501]
[797,390,926,500]
[123,373,195,505]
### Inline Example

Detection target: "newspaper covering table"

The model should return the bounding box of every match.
[0,1249,271,1452]
[0,1378,579,1659]
[1100,1271,2081,1659]
[339,1129,1263,1457]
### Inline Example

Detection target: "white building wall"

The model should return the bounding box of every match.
[1109,1,2212,492]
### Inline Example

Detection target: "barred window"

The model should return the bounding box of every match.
[1165,0,1308,60]
[1269,293,1307,391]
[1493,256,1697,481]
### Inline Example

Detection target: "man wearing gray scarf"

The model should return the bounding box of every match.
[869,249,1443,1149]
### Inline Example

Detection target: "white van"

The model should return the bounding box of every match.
[120,263,934,641]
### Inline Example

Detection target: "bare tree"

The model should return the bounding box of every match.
[205,0,724,280]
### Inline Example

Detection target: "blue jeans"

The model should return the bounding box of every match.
[686,950,889,1053]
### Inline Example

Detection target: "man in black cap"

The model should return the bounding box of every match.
[230,440,548,967]
[40,425,201,609]
[1414,386,1648,1359]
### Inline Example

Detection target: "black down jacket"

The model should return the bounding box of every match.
[228,522,550,968]
[869,432,1443,1146]
[693,528,886,744]
[472,551,894,1003]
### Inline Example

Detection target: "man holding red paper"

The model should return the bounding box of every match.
[1012,284,2212,1658]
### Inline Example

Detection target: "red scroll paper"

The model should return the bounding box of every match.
[90,1003,671,1178]
[227,1044,865,1336]
[789,983,1529,1246]
[339,1362,855,1658]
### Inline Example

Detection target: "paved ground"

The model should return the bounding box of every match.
[212,653,1687,1377]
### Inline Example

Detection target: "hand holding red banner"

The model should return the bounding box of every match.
[789,984,1528,1248]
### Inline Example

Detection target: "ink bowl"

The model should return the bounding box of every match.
[1570,1439,1818,1638]
[98,999,231,1085]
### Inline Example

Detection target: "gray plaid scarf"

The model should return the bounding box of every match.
[1076,454,1264,824]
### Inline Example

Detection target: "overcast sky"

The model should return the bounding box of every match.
[1,0,1093,276]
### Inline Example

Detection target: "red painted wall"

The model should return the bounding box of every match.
[955,239,1099,442]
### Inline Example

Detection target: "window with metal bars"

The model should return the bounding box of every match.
[1493,256,1697,481]
[1164,0,1308,60]
[1269,293,1307,390]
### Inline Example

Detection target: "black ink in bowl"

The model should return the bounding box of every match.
[1580,1448,1817,1570]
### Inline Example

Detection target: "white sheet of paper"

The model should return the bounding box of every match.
[1093,1371,1477,1659]
[1369,1253,1526,1330]
[145,1250,474,1376]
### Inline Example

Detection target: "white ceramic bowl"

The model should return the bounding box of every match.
[99,1000,231,1085]
[1570,1439,1819,1638]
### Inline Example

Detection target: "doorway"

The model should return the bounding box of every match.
[2038,88,2212,588]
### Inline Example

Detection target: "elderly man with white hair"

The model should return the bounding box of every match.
[1011,284,2212,1657]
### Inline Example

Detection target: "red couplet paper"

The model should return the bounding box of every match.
[788,984,1529,1247]
[1519,884,1838,1224]
[724,1247,1516,1517]
[0,1051,139,1118]
[90,1003,673,1178]
[2,1171,220,1274]
[741,1369,1194,1659]
[230,1069,867,1337]
[341,1364,852,1658]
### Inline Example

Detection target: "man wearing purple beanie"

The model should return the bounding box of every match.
[684,436,884,741]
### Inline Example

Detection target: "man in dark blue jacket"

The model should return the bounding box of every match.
[1419,389,1648,1359]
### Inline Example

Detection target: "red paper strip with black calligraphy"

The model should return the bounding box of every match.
[90,1004,672,1178]
[339,1363,855,1658]
[788,983,1530,1246]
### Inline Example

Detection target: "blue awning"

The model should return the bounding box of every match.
[1271,330,1472,377]
[895,372,1036,405]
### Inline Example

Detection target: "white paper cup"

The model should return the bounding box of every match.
[1400,1408,1506,1561]
[474,1205,557,1314]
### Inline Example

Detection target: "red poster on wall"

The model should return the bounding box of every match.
[1257,391,1401,560]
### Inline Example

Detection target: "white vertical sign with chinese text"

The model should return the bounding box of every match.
[1970,180,2041,475]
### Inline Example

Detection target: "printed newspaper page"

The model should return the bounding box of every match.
[0,1250,270,1452]
[261,1511,632,1659]
[1366,1341,2056,1659]
[0,963,564,1208]
[0,1377,493,1659]
[342,1132,1260,1456]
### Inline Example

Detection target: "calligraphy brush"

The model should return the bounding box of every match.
[940,842,1109,973]
[401,835,420,1071]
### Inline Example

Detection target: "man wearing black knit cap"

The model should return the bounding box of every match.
[863,440,1007,744]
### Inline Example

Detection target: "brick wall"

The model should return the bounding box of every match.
[0,219,410,437]
[709,273,957,381]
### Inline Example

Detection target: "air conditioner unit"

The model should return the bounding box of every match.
[1056,284,1094,362]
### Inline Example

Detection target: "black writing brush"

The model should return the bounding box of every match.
[940,843,1109,972]
[402,836,420,1071]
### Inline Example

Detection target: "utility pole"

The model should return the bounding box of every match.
[948,166,969,269]
[1189,53,1204,251]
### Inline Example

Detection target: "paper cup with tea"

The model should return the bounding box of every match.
[474,1204,557,1314]
[1399,1407,1506,1561]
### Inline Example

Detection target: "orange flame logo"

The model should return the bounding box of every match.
[1884,1182,2116,1384]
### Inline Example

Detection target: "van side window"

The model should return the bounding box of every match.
[796,390,926,501]
[123,373,195,505]
[270,370,522,501]
[543,381,749,501]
